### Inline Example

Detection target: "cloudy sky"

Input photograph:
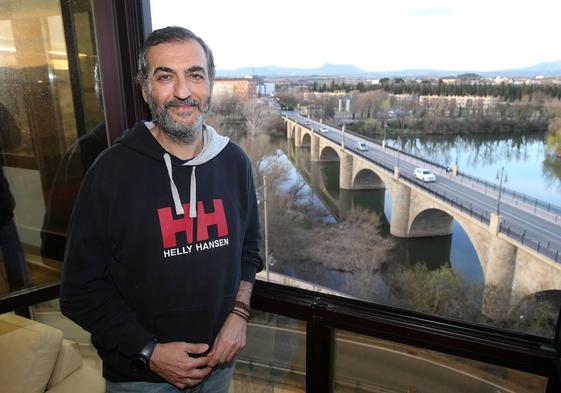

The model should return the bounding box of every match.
[150,0,561,72]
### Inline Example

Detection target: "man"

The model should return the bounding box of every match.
[61,26,263,392]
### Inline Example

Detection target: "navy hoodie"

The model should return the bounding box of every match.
[60,121,263,382]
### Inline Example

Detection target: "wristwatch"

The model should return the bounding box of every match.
[131,338,157,374]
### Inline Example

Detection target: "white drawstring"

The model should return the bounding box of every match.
[159,124,229,219]
[163,153,184,215]
[189,167,197,218]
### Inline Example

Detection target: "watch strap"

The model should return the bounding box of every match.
[139,338,158,360]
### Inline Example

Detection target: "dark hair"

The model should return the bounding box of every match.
[137,26,215,86]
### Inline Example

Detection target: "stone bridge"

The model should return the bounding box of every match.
[285,117,561,313]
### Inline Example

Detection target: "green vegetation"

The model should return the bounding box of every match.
[309,79,561,102]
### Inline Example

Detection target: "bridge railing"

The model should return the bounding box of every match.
[499,222,561,263]
[459,172,561,217]
[311,117,561,219]
[399,175,492,225]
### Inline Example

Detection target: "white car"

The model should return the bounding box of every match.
[319,127,329,133]
[356,141,369,151]
[414,168,436,182]
[304,120,311,125]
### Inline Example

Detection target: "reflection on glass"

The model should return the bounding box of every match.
[234,310,306,392]
[0,0,106,297]
[334,330,547,393]
[0,102,28,292]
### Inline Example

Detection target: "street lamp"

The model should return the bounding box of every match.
[383,122,388,148]
[496,167,508,216]
[263,176,270,281]
[396,136,402,169]
[256,176,270,281]
[341,123,346,148]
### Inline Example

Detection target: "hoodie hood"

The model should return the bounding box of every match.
[116,121,229,218]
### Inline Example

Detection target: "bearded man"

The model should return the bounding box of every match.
[61,26,263,393]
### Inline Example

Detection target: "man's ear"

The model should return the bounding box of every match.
[141,84,149,103]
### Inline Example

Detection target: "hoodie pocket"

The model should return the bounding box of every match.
[151,297,234,344]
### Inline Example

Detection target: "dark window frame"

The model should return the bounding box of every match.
[92,0,151,144]
[1,281,560,392]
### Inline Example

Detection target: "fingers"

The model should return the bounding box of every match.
[186,354,211,370]
[173,367,212,390]
[149,341,212,387]
[183,342,209,355]
[208,339,244,366]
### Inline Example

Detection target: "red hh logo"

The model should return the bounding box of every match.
[157,199,229,248]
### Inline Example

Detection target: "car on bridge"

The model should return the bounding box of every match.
[319,127,329,133]
[414,168,436,182]
[356,141,369,151]
[304,120,311,125]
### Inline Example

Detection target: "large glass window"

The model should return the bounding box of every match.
[150,0,561,339]
[0,0,106,297]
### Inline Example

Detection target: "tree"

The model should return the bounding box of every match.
[546,116,561,158]
[243,98,270,135]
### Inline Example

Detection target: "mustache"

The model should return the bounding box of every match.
[165,97,201,108]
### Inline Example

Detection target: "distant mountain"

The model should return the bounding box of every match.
[216,63,367,77]
[216,61,561,78]
[486,61,561,77]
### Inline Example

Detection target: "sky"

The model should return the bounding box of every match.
[150,0,561,72]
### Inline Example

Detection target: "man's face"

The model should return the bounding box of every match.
[142,40,212,143]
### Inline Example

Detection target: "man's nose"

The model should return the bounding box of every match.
[174,77,191,100]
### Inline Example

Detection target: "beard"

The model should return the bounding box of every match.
[147,94,211,144]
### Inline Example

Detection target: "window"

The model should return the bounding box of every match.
[0,0,106,296]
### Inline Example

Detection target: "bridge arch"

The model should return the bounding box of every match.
[319,145,340,162]
[408,205,487,286]
[509,289,561,331]
[301,132,311,147]
[409,208,454,238]
[289,124,296,139]
[353,168,385,190]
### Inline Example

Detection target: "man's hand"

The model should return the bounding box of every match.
[207,312,247,367]
[149,342,212,389]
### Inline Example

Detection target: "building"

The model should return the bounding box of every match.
[257,81,275,96]
[213,77,257,99]
[419,94,498,109]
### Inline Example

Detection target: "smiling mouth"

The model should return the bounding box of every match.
[170,104,198,113]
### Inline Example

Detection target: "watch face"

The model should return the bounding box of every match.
[131,355,149,374]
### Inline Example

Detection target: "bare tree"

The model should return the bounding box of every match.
[242,98,268,135]
[306,208,393,272]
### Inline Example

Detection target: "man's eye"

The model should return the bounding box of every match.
[190,74,204,80]
[156,74,172,81]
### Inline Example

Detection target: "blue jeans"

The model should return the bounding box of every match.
[106,362,234,393]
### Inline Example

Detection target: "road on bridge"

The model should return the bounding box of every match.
[285,112,561,264]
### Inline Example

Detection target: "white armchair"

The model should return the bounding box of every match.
[0,313,105,393]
